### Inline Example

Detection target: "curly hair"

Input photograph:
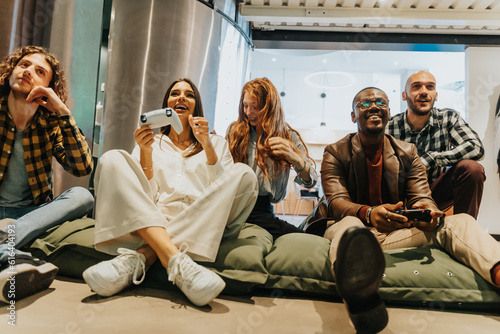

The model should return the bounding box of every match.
[160,78,204,158]
[226,77,312,179]
[0,45,68,103]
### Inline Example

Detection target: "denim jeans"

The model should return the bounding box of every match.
[0,186,94,263]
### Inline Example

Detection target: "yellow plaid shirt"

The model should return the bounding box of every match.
[0,97,93,205]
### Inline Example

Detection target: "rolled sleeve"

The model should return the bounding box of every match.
[290,129,318,188]
[206,160,225,181]
[294,160,318,188]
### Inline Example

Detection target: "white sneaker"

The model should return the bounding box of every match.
[167,244,225,306]
[83,248,146,297]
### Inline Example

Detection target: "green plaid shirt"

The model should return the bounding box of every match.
[0,97,93,205]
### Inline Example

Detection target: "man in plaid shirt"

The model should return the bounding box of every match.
[387,71,485,219]
[0,46,93,303]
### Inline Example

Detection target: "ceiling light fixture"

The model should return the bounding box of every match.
[304,71,356,89]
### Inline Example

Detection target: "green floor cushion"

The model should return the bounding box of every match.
[145,223,273,295]
[27,218,500,310]
[198,223,273,291]
[264,233,335,294]
[380,247,500,310]
[28,218,113,278]
[262,232,500,311]
[27,219,273,294]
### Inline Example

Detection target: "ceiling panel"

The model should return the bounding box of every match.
[472,0,496,9]
[240,0,500,35]
[433,0,455,9]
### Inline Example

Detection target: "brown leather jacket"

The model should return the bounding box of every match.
[320,133,437,222]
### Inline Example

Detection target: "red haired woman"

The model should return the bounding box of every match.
[226,77,318,240]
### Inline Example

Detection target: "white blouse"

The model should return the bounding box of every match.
[132,134,234,220]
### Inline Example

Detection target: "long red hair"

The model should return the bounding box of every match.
[227,77,311,179]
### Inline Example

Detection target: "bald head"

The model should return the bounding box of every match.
[405,71,436,91]
[403,71,437,116]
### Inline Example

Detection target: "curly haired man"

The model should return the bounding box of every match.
[0,46,93,303]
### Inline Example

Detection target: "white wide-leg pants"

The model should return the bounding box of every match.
[93,150,258,262]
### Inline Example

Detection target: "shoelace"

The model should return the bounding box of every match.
[168,243,195,286]
[116,248,146,285]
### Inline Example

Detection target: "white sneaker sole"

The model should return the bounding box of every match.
[186,275,226,307]
[82,266,119,297]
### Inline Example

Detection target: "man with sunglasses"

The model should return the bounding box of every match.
[387,71,485,219]
[320,87,500,333]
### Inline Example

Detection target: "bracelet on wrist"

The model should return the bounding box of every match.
[142,165,153,171]
[366,206,375,226]
[295,160,307,173]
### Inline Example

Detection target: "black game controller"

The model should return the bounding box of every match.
[393,209,432,223]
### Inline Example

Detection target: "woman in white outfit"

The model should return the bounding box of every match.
[83,79,258,306]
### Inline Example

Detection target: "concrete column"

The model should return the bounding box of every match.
[101,0,222,154]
